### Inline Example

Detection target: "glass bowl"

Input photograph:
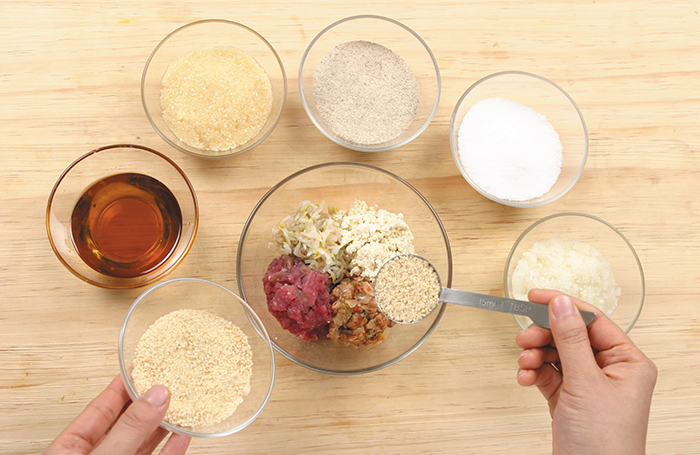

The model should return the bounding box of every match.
[46,144,199,289]
[119,278,275,438]
[450,71,588,207]
[299,15,441,152]
[237,162,452,374]
[142,19,287,159]
[504,212,644,333]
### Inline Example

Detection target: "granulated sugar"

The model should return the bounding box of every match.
[457,97,562,202]
[313,40,419,146]
[131,309,253,427]
[374,255,442,324]
[160,46,272,152]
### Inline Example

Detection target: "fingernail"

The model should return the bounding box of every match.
[517,369,528,381]
[519,349,530,360]
[143,385,169,407]
[552,295,575,317]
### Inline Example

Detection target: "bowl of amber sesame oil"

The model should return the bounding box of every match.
[299,15,440,152]
[46,144,198,289]
[142,19,287,158]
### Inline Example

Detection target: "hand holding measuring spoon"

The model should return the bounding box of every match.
[373,254,596,327]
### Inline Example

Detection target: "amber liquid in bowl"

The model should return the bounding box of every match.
[70,173,182,278]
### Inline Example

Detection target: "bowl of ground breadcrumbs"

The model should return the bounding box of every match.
[237,162,452,374]
[299,15,441,152]
[119,278,275,437]
[504,212,645,333]
[142,19,287,158]
[450,71,588,207]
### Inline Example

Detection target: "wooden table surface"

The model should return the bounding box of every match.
[2,1,699,454]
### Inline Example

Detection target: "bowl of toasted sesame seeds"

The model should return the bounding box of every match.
[142,19,287,159]
[119,278,275,438]
[299,15,441,152]
[237,162,453,375]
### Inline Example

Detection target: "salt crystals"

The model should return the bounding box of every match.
[457,97,563,202]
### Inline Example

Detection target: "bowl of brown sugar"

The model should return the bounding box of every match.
[299,15,441,152]
[142,19,287,158]
[119,278,275,438]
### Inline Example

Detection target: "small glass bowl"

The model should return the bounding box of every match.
[299,15,441,152]
[119,278,275,438]
[450,71,588,207]
[237,162,452,374]
[46,144,198,289]
[142,19,287,159]
[504,213,645,333]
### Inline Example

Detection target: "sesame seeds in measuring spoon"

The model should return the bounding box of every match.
[374,254,443,324]
[374,254,597,327]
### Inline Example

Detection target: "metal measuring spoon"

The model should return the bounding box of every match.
[373,254,596,328]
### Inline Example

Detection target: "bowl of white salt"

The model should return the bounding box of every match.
[299,15,441,152]
[450,71,588,207]
[504,212,645,333]
[142,19,287,159]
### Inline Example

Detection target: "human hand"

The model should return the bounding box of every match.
[44,375,191,455]
[516,289,657,455]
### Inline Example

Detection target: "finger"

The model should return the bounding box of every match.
[548,294,600,380]
[44,376,131,454]
[517,363,562,402]
[91,385,170,455]
[160,433,192,455]
[527,288,562,305]
[515,324,553,350]
[530,289,636,357]
[136,425,170,455]
[518,347,560,370]
[516,368,538,387]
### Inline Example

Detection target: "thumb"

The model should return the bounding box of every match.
[92,385,171,455]
[549,294,599,380]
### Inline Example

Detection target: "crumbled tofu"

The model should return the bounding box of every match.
[340,200,414,280]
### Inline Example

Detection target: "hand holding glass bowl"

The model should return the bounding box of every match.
[119,278,275,438]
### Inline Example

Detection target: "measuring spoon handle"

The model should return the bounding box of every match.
[439,288,596,329]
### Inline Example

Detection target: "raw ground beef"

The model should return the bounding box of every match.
[263,255,334,342]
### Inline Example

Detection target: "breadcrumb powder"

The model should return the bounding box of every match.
[374,255,442,323]
[132,309,253,427]
[160,46,273,152]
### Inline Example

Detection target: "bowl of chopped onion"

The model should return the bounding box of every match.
[504,212,645,333]
[237,162,452,374]
[142,19,287,159]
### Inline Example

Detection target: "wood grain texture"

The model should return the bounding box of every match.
[1,1,699,454]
